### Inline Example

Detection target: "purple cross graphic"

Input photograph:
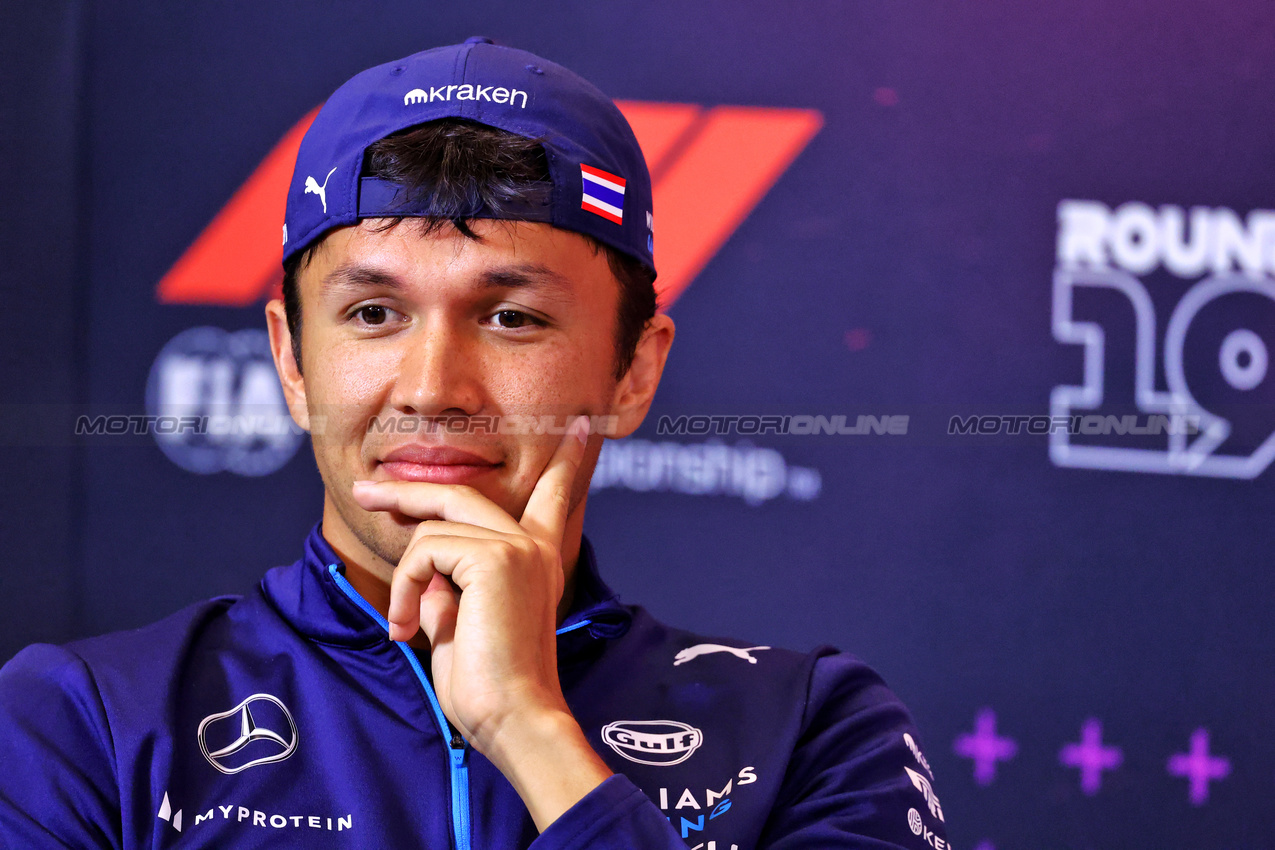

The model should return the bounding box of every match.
[1059,718,1123,795]
[1167,728,1230,806]
[954,707,1018,786]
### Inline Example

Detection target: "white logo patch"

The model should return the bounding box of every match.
[403,83,528,109]
[904,766,944,822]
[158,791,183,832]
[602,720,703,766]
[198,693,299,775]
[304,166,338,214]
[673,644,770,666]
[907,805,949,849]
[904,732,934,779]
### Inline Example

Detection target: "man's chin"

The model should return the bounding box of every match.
[356,517,413,568]
[325,489,413,570]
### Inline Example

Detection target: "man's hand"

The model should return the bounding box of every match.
[350,415,612,830]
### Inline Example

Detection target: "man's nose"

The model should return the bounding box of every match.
[389,322,485,417]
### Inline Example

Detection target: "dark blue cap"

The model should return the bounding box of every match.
[283,40,655,274]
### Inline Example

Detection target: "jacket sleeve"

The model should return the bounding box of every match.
[0,644,122,849]
[528,774,689,850]
[757,652,950,850]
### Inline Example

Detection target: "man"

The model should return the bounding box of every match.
[0,39,949,848]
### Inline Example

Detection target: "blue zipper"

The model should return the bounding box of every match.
[328,563,592,849]
[328,564,471,850]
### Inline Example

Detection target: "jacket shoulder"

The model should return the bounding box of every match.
[4,594,260,730]
[64,595,241,674]
[615,603,875,697]
[0,641,129,845]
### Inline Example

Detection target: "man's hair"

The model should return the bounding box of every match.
[281,119,658,381]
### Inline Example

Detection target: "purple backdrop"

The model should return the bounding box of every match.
[3,2,1274,847]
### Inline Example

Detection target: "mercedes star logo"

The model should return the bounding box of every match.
[197,693,298,775]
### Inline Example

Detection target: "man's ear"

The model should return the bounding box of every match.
[265,299,311,432]
[609,313,675,438]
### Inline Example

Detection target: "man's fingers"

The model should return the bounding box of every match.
[387,560,438,642]
[353,479,523,535]
[408,519,511,543]
[388,532,537,639]
[519,415,590,545]
[386,534,473,640]
[367,414,590,640]
[415,572,459,650]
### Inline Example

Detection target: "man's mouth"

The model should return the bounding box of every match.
[378,444,502,485]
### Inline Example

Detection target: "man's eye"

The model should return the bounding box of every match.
[493,310,540,329]
[355,305,389,325]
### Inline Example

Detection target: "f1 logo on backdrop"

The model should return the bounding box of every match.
[154,101,823,310]
[1052,200,1275,478]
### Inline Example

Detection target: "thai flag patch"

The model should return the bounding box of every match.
[580,163,625,225]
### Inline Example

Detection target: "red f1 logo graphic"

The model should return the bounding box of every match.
[156,101,822,309]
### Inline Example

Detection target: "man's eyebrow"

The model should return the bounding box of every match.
[319,263,575,297]
[478,263,574,297]
[320,265,404,295]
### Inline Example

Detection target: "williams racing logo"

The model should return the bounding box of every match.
[1052,200,1275,478]
[602,720,704,766]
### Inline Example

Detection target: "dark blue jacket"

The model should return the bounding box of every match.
[0,527,950,849]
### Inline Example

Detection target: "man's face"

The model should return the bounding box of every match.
[272,218,639,568]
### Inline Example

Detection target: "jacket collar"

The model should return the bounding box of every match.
[560,534,632,641]
[260,523,631,649]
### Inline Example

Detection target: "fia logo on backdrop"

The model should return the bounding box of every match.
[1051,200,1275,478]
[145,326,305,476]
